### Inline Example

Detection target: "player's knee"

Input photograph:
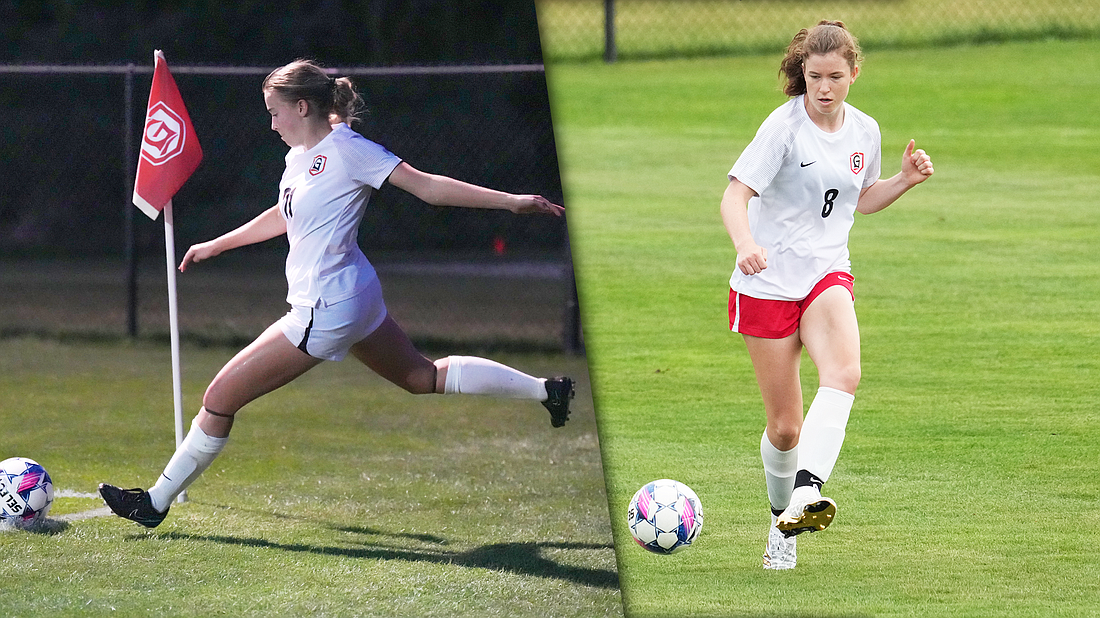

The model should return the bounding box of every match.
[821,361,860,394]
[202,381,242,416]
[838,363,861,393]
[401,380,432,395]
[769,422,801,451]
[398,366,436,395]
[201,393,239,416]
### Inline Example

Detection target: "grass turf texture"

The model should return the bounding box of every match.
[547,39,1100,617]
[0,338,621,617]
[537,0,1100,62]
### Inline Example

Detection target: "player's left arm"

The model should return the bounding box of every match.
[387,162,563,216]
[856,139,934,215]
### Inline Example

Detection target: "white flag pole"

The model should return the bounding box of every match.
[162,198,188,504]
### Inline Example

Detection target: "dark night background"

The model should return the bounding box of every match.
[0,0,567,260]
[0,0,543,66]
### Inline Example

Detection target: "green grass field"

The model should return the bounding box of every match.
[0,339,621,617]
[537,0,1100,61]
[547,39,1100,616]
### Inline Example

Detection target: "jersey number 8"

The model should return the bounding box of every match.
[822,188,839,218]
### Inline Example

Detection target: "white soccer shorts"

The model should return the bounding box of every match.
[277,277,387,362]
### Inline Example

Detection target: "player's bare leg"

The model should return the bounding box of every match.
[348,315,440,394]
[744,332,805,565]
[800,286,861,396]
[350,315,574,426]
[744,332,805,452]
[100,323,322,527]
[199,321,325,436]
[776,286,860,537]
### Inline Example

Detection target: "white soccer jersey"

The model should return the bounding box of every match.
[728,95,881,301]
[278,123,402,307]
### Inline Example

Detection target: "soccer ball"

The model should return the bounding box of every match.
[627,479,703,554]
[0,457,55,528]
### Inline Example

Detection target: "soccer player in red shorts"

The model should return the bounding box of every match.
[720,21,934,569]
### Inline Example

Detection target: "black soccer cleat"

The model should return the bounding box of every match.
[541,376,575,428]
[98,483,168,528]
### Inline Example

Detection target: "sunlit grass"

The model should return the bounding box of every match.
[548,39,1100,617]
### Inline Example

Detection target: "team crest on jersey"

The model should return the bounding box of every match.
[310,155,327,176]
[850,152,864,174]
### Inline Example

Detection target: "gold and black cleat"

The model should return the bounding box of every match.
[776,496,836,538]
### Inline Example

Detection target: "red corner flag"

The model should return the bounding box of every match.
[132,50,203,220]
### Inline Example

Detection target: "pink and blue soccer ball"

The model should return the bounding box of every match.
[627,479,703,554]
[0,457,55,527]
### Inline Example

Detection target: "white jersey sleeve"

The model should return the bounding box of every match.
[728,104,800,196]
[332,128,402,189]
[861,120,881,189]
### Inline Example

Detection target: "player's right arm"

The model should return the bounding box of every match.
[721,178,767,275]
[179,205,286,271]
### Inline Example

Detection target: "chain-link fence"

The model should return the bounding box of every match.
[0,64,580,352]
[537,0,1100,62]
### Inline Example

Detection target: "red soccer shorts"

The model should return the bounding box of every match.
[728,272,855,339]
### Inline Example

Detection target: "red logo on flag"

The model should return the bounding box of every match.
[132,50,203,220]
[141,102,187,166]
[310,155,327,176]
[850,152,864,174]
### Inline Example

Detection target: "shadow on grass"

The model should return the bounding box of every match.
[0,519,69,535]
[156,530,619,589]
[332,523,450,546]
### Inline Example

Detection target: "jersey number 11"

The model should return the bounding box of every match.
[282,187,295,219]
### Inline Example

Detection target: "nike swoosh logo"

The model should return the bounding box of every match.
[800,161,816,167]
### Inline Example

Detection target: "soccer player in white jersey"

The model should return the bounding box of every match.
[720,22,934,569]
[99,59,576,528]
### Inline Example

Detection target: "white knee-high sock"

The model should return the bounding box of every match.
[147,416,228,512]
[442,356,548,400]
[795,386,855,489]
[761,430,797,513]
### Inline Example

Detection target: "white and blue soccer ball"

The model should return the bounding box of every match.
[0,457,55,528]
[627,479,703,554]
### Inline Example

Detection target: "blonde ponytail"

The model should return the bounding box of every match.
[263,59,365,126]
